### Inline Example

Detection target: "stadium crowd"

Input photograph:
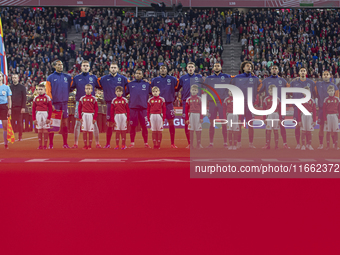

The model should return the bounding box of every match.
[237,8,340,80]
[1,6,225,91]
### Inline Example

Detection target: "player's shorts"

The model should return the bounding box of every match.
[318,108,324,125]
[165,102,175,120]
[227,113,240,131]
[266,112,280,130]
[75,101,79,119]
[0,104,8,120]
[324,114,339,132]
[130,108,148,127]
[301,114,314,131]
[182,99,186,119]
[188,113,202,131]
[150,114,164,131]
[53,102,68,119]
[35,111,51,129]
[81,112,94,132]
[106,101,111,121]
[114,113,127,131]
[208,101,223,120]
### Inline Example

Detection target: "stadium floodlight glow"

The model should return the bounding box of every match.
[201,84,312,116]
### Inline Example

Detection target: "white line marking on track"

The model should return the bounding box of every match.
[80,159,128,162]
[25,159,70,163]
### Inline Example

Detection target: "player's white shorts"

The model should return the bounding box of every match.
[266,112,280,130]
[188,113,202,131]
[324,114,339,132]
[150,114,164,131]
[36,111,50,130]
[114,113,127,131]
[301,114,314,131]
[227,113,240,131]
[81,112,94,132]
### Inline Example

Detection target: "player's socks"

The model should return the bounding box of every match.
[280,125,287,143]
[3,131,7,145]
[169,124,175,145]
[122,131,126,146]
[295,126,300,145]
[106,127,113,145]
[307,132,312,146]
[141,125,148,143]
[238,129,242,143]
[157,131,162,148]
[152,132,157,147]
[62,126,68,145]
[49,132,54,146]
[248,126,254,143]
[88,132,93,148]
[334,133,338,148]
[190,131,194,148]
[332,134,336,145]
[83,133,87,147]
[94,122,100,145]
[44,133,48,147]
[228,132,232,145]
[301,131,306,146]
[266,130,271,145]
[74,120,81,145]
[196,131,201,148]
[116,130,121,146]
[327,132,331,147]
[130,126,136,143]
[209,125,215,144]
[185,124,190,144]
[38,132,42,147]
[274,131,279,148]
[222,125,228,144]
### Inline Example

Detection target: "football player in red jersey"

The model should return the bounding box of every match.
[110,86,130,150]
[147,86,166,149]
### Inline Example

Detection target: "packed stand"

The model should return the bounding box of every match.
[236,8,340,82]
[77,7,225,80]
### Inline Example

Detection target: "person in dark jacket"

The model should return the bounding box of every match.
[10,74,26,141]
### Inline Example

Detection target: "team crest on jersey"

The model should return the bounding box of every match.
[195,77,198,81]
[37,98,39,101]
[309,101,311,104]
[158,100,160,103]
[167,79,171,83]
[328,100,331,103]
[227,100,230,103]
[307,83,310,87]
[91,99,93,102]
[142,84,146,89]
[89,77,93,81]
[115,101,118,104]
[118,77,121,82]
[268,99,271,102]
[190,100,192,102]
[151,100,154,103]
[221,76,225,80]
[64,77,67,83]
[279,80,282,84]
[249,78,253,82]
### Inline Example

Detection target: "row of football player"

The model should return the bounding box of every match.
[1,60,339,150]
[187,83,339,151]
